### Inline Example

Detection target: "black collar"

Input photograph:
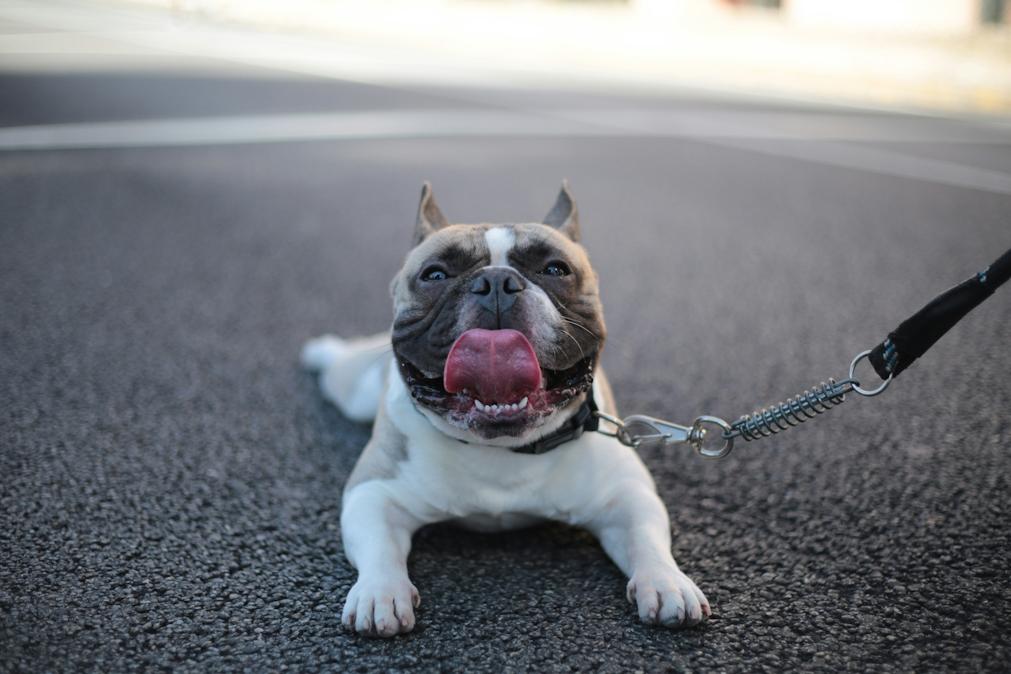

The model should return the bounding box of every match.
[509,391,599,455]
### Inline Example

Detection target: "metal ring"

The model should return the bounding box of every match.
[594,411,624,429]
[593,411,624,437]
[848,350,893,397]
[691,415,734,458]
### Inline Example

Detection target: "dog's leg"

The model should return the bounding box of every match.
[301,332,390,423]
[340,480,426,637]
[587,483,711,628]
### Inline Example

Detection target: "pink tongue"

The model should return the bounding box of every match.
[443,329,542,403]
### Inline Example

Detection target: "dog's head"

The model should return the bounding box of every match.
[390,181,606,446]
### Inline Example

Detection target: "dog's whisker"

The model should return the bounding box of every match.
[559,326,586,361]
[554,300,599,341]
[559,316,597,340]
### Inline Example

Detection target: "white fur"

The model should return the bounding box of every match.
[326,358,385,423]
[524,283,565,355]
[303,333,389,423]
[314,348,711,636]
[484,226,515,267]
[300,334,346,371]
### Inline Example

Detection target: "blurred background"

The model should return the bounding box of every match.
[4,0,1010,113]
[2,1,1010,672]
[142,0,1011,113]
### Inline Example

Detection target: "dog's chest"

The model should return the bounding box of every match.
[397,435,576,519]
[384,362,645,524]
[392,429,651,531]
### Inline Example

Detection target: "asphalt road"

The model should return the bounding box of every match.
[2,4,1011,673]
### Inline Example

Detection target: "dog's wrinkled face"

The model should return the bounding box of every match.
[390,182,606,444]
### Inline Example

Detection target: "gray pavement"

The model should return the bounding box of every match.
[2,5,1011,673]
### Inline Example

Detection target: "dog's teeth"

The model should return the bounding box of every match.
[477,399,530,414]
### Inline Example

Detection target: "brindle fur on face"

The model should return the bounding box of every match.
[389,183,606,440]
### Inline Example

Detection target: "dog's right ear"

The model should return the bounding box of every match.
[543,179,580,242]
[415,182,450,244]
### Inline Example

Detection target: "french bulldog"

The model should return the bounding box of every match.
[301,182,710,637]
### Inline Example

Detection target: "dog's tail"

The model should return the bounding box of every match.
[301,333,391,423]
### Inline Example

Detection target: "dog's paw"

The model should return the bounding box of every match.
[341,576,420,637]
[626,566,711,628]
[300,335,347,372]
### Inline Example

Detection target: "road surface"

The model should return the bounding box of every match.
[2,2,1010,672]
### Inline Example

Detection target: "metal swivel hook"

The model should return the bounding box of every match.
[595,412,735,459]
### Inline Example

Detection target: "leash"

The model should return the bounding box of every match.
[595,247,1011,459]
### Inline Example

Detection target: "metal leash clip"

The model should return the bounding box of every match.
[595,411,736,458]
[594,350,894,460]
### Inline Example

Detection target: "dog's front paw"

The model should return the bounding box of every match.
[341,575,420,637]
[626,566,711,628]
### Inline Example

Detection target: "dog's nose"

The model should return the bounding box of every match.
[470,268,526,319]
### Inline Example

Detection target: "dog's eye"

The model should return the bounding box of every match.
[541,261,571,277]
[420,265,449,282]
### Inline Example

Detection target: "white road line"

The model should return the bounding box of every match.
[711,137,1011,197]
[0,110,603,150]
[548,108,1005,144]
[1,108,1010,196]
[1,107,1007,147]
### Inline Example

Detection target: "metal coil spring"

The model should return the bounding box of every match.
[729,378,851,442]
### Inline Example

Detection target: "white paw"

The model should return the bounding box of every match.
[341,576,420,637]
[626,566,711,628]
[300,335,347,372]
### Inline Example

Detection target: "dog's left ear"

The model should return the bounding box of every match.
[415,182,450,244]
[543,180,580,242]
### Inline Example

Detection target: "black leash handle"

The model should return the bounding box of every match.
[868,247,1011,381]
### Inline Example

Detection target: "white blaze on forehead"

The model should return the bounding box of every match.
[484,227,515,267]
[478,223,564,366]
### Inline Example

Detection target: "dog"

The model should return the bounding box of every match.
[301,182,710,637]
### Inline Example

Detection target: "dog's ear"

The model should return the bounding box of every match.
[543,179,579,242]
[415,182,450,244]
